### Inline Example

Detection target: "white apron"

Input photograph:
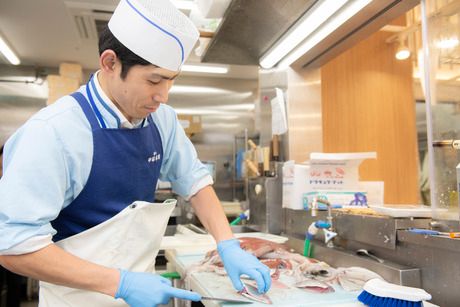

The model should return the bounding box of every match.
[39,199,176,307]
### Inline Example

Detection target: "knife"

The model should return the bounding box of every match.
[201,296,253,304]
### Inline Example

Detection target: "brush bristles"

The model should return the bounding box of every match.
[358,290,423,307]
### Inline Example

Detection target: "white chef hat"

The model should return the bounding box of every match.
[108,0,199,71]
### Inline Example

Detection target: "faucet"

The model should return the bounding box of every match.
[310,196,337,248]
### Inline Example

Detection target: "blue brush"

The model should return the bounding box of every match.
[358,279,431,307]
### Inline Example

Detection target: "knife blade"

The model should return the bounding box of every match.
[201,296,253,304]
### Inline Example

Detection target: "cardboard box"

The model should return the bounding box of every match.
[47,75,80,105]
[282,161,310,210]
[178,114,202,136]
[283,152,382,210]
[59,62,83,83]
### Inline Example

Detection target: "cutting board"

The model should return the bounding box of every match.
[171,252,364,307]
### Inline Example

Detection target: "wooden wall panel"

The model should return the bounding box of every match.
[321,29,419,204]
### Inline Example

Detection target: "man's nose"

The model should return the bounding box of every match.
[153,80,171,103]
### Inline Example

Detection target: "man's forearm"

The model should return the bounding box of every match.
[0,244,119,297]
[190,185,234,242]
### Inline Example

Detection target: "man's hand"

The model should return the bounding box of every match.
[217,239,271,294]
[115,270,201,306]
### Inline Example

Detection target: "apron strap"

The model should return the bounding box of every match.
[147,114,154,126]
[70,91,102,131]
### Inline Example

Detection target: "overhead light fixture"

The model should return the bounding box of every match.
[0,34,20,65]
[395,36,410,61]
[435,37,459,49]
[260,0,348,69]
[170,85,238,94]
[171,0,196,11]
[181,64,229,74]
[395,36,410,60]
[277,0,373,69]
[395,43,410,60]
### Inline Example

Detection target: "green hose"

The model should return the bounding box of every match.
[160,272,181,279]
[230,216,242,226]
[304,239,312,258]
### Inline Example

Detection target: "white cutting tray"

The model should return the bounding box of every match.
[369,204,447,218]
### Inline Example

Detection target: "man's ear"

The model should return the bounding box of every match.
[99,50,118,73]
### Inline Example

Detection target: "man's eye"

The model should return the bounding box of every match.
[149,79,161,85]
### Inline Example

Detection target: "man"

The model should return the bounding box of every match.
[0,0,271,306]
[0,145,23,307]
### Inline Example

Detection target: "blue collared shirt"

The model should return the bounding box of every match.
[0,73,212,255]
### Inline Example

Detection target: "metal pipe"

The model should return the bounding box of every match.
[432,140,460,150]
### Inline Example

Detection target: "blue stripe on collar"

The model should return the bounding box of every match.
[85,81,106,129]
[90,75,121,129]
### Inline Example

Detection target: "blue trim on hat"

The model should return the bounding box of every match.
[125,0,185,65]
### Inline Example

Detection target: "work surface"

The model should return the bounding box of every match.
[163,233,364,307]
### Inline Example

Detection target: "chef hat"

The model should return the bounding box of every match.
[108,0,199,71]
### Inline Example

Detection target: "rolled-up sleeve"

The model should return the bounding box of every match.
[154,106,212,199]
[0,119,68,254]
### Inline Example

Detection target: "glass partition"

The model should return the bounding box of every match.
[421,0,460,220]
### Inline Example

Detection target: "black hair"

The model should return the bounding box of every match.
[0,145,3,156]
[98,26,152,79]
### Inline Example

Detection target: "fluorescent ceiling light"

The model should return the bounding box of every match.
[171,0,196,10]
[0,35,20,65]
[435,37,459,49]
[215,103,254,111]
[278,0,373,69]
[181,64,229,74]
[260,0,348,69]
[174,105,254,115]
[202,123,243,129]
[170,85,246,94]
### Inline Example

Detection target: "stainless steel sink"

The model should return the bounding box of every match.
[230,225,258,233]
[164,224,258,236]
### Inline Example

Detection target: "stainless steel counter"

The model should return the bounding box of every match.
[280,208,460,306]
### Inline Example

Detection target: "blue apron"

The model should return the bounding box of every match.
[51,83,163,241]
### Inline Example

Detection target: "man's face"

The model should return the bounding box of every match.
[109,64,177,121]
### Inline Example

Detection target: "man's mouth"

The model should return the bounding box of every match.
[145,105,158,111]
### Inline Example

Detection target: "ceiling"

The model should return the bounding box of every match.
[0,0,258,79]
[0,0,423,75]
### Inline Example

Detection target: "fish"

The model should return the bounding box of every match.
[292,261,337,281]
[239,282,273,304]
[186,237,384,295]
[259,258,293,280]
[334,267,383,292]
[294,279,335,293]
[186,237,301,279]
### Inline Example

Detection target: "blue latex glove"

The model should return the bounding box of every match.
[115,270,201,306]
[217,238,271,294]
